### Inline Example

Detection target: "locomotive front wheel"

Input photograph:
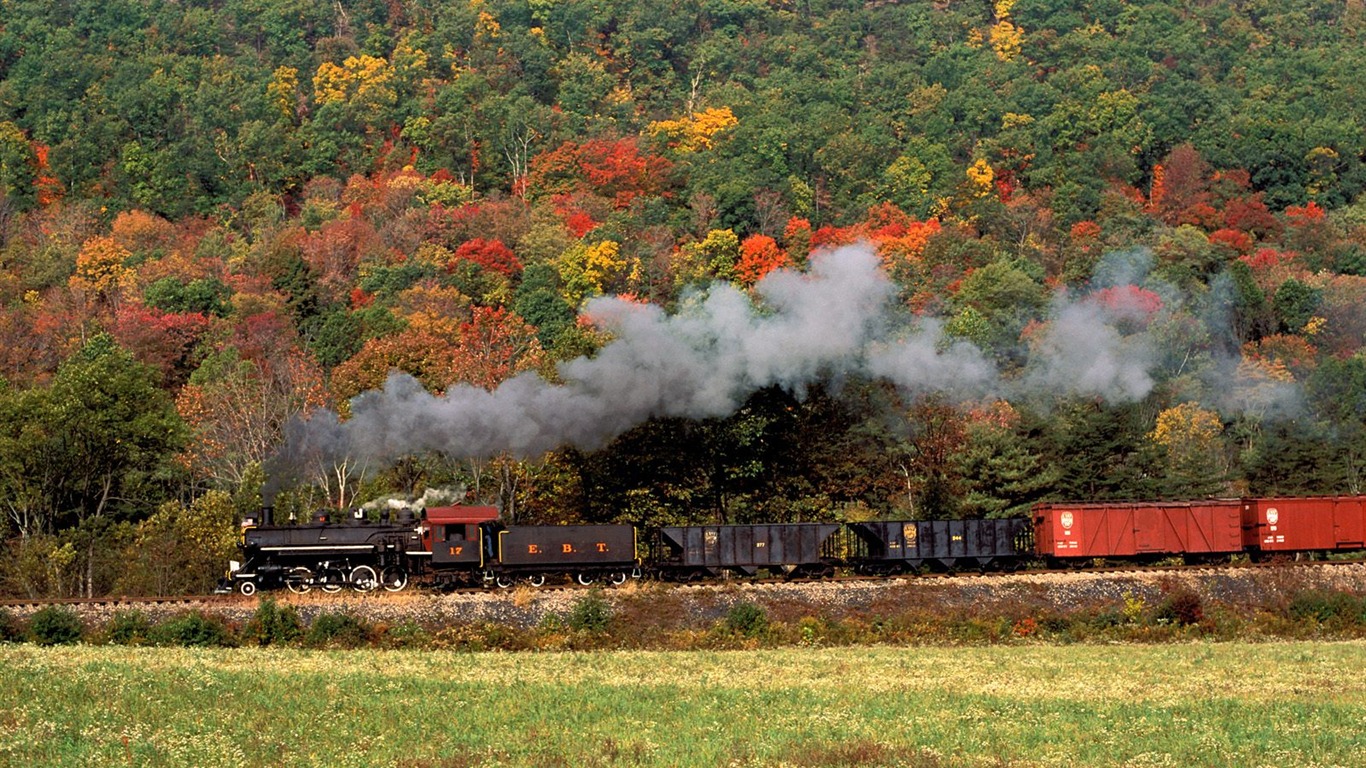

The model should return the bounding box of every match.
[528,574,546,588]
[608,572,627,586]
[238,580,257,596]
[320,568,345,593]
[576,573,596,586]
[286,567,313,594]
[380,566,408,592]
[350,565,378,592]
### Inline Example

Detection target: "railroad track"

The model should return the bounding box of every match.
[5,557,1363,611]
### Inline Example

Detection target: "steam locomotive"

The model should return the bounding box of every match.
[219,495,1366,595]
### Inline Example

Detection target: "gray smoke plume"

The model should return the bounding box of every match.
[272,243,1261,484]
[1018,293,1158,404]
[275,246,995,476]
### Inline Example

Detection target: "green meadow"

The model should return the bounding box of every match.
[2,642,1362,767]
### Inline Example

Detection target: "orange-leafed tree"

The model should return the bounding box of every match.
[111,210,177,256]
[1242,334,1319,381]
[735,234,788,286]
[449,306,546,390]
[330,306,544,401]
[527,138,671,209]
[302,215,385,294]
[330,327,458,403]
[69,236,134,312]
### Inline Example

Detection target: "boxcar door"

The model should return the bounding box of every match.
[1134,507,1163,553]
[1334,498,1365,548]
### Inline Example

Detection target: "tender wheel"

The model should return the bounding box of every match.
[238,580,257,596]
[286,567,313,594]
[528,573,546,588]
[576,572,596,586]
[320,567,345,593]
[380,566,408,592]
[350,565,378,592]
[608,572,627,586]
[495,574,514,589]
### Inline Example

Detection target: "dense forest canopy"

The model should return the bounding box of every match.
[1,0,1364,596]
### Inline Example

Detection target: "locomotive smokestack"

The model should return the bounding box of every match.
[261,505,274,526]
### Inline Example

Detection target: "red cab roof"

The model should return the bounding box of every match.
[425,505,500,525]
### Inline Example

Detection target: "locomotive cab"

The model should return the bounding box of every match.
[424,505,501,573]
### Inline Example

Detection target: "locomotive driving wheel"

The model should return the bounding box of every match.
[380,566,408,592]
[286,567,313,594]
[319,566,346,593]
[350,565,378,592]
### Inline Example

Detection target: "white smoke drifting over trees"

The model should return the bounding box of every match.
[273,244,1195,479]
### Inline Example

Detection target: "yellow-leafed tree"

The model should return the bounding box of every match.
[649,107,738,152]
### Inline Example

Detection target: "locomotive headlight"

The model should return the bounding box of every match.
[229,560,242,574]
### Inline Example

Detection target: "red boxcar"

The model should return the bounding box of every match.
[1243,496,1366,553]
[1033,501,1244,560]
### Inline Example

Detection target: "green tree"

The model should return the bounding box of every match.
[954,418,1059,518]
[1272,279,1323,333]
[0,122,37,210]
[0,335,186,596]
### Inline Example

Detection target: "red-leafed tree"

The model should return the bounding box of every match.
[302,215,385,294]
[1223,195,1280,239]
[424,198,531,251]
[0,299,69,385]
[109,305,213,387]
[811,224,858,248]
[577,137,672,208]
[1238,248,1304,293]
[450,237,522,278]
[527,138,671,209]
[1208,228,1253,256]
[1149,144,1211,225]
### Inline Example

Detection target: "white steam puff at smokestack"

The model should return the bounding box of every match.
[276,244,1194,475]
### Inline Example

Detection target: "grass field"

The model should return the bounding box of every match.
[1,641,1363,767]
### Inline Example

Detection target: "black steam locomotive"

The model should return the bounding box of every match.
[219,504,1033,594]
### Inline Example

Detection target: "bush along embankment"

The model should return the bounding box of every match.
[6,582,1366,652]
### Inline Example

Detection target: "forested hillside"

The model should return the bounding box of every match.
[1,0,1364,596]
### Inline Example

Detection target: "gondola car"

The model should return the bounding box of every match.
[651,523,843,580]
[847,518,1034,574]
